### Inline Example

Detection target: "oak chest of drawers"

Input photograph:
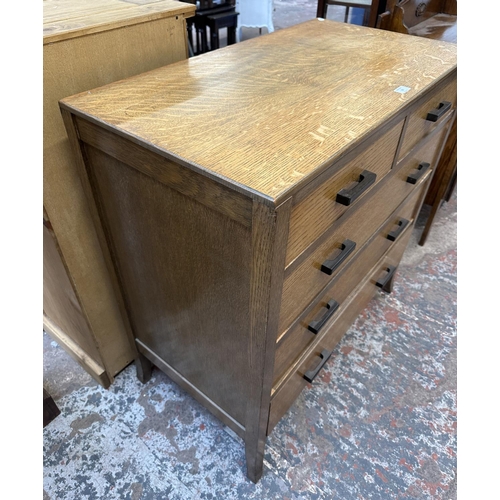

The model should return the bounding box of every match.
[60,19,457,482]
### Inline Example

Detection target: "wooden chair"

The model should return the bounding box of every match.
[377,0,456,42]
[317,0,381,28]
[377,0,457,245]
[185,0,237,54]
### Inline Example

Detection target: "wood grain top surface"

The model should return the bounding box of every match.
[60,19,457,202]
[43,0,195,43]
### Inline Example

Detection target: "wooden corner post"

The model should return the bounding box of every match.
[245,197,291,482]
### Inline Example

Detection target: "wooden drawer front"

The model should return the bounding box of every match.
[285,119,404,267]
[278,127,445,335]
[273,179,425,386]
[398,79,456,160]
[268,226,414,436]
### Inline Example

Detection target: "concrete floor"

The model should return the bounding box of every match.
[43,2,457,498]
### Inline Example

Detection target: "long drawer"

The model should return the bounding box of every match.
[285,119,404,267]
[273,176,427,386]
[267,223,415,436]
[278,123,449,335]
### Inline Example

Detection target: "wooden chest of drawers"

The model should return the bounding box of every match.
[60,19,457,482]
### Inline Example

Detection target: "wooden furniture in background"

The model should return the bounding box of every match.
[377,0,456,41]
[317,0,381,27]
[60,19,456,481]
[185,0,238,54]
[43,0,196,388]
[377,0,457,244]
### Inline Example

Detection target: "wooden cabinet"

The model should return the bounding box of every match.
[43,0,196,387]
[60,19,456,481]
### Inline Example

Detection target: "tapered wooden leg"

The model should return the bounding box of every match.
[382,269,396,293]
[135,352,153,384]
[245,434,266,483]
[244,199,293,484]
[376,265,397,293]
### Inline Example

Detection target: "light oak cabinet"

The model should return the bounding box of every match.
[43,0,196,387]
[60,20,456,480]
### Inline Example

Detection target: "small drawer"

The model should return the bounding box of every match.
[277,126,445,335]
[273,180,425,386]
[268,223,415,436]
[398,78,456,161]
[285,119,404,267]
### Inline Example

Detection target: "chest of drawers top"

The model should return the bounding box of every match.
[60,19,456,203]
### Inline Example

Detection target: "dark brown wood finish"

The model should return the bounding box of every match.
[268,223,415,434]
[419,113,457,245]
[60,20,456,482]
[274,178,426,384]
[245,198,292,482]
[279,122,448,334]
[43,388,61,427]
[317,0,382,28]
[85,144,253,425]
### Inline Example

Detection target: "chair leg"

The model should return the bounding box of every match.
[363,8,370,26]
[228,26,236,45]
[211,26,219,50]
[344,7,350,23]
[317,0,328,18]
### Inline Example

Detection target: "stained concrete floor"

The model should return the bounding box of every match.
[43,2,457,498]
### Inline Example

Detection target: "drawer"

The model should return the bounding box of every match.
[278,125,447,335]
[267,224,414,436]
[398,78,457,161]
[273,179,426,386]
[285,119,404,267]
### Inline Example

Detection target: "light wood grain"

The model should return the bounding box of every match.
[286,119,404,266]
[75,117,253,226]
[60,19,457,203]
[43,224,102,364]
[43,315,110,388]
[398,79,456,160]
[44,2,192,385]
[43,0,195,43]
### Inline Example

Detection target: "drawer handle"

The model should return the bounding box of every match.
[308,299,340,334]
[336,170,377,206]
[303,349,333,383]
[406,162,430,185]
[387,218,410,242]
[426,101,452,122]
[376,265,397,291]
[321,239,356,276]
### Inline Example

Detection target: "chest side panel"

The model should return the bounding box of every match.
[84,143,253,425]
